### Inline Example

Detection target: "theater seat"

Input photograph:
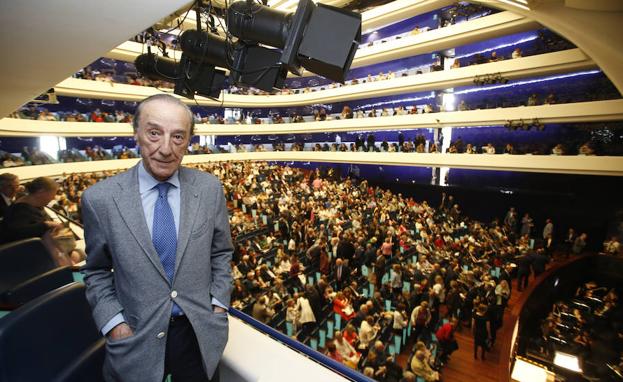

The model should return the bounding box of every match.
[0,238,73,309]
[0,282,105,382]
[1,266,74,309]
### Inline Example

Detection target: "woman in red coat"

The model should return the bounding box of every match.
[333,291,355,321]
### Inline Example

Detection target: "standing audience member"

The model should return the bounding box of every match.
[436,317,459,363]
[410,301,432,341]
[472,304,491,360]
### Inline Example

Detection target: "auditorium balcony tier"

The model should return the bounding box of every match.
[2,99,621,137]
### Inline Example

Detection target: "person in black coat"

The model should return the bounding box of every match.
[336,235,355,263]
[305,284,323,322]
[333,258,352,290]
[472,304,491,360]
[532,249,550,278]
[0,173,20,221]
[515,250,534,291]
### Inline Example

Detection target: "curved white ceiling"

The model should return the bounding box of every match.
[0,0,193,119]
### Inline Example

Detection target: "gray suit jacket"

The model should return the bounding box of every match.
[81,164,233,381]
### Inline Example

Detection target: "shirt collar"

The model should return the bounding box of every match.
[1,192,11,206]
[138,160,180,193]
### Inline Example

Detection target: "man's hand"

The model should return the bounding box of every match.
[45,220,63,232]
[108,322,134,341]
[213,305,227,314]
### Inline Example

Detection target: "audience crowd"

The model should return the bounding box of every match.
[3,161,617,382]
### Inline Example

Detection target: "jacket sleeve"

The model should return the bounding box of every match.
[81,191,124,331]
[209,183,234,307]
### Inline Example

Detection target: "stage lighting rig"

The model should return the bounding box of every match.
[135,0,361,98]
[226,0,361,90]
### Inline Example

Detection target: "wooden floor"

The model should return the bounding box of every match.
[395,277,527,382]
[441,281,523,382]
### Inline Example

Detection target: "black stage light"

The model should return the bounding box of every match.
[227,0,361,84]
[135,52,226,99]
[229,44,289,91]
[178,29,229,69]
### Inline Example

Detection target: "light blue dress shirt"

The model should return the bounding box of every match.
[101,161,226,335]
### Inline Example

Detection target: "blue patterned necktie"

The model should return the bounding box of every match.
[152,182,182,316]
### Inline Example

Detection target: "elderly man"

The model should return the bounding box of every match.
[82,94,233,381]
[410,350,439,381]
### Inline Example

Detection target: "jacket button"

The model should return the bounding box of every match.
[157,332,165,339]
[171,290,178,298]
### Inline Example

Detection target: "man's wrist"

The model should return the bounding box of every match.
[213,305,227,313]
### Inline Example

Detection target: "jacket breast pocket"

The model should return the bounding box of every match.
[190,218,211,239]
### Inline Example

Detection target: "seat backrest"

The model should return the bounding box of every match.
[3,266,74,307]
[0,283,102,382]
[0,238,56,295]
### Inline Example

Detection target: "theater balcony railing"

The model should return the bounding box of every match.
[53,49,595,107]
[2,99,621,137]
[108,11,539,77]
[2,151,623,181]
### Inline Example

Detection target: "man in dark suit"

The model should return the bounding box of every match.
[333,258,351,290]
[82,94,233,382]
[0,173,19,220]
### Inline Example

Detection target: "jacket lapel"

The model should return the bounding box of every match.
[112,165,169,283]
[173,167,200,282]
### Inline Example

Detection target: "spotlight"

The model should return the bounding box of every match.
[135,47,226,99]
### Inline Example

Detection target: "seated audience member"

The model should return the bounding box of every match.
[0,173,20,220]
[326,341,344,364]
[359,315,380,349]
[551,143,565,155]
[410,350,440,381]
[603,236,621,255]
[0,177,59,242]
[0,177,72,265]
[334,291,356,321]
[252,294,275,324]
[343,323,359,346]
[578,142,595,155]
[333,331,360,368]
